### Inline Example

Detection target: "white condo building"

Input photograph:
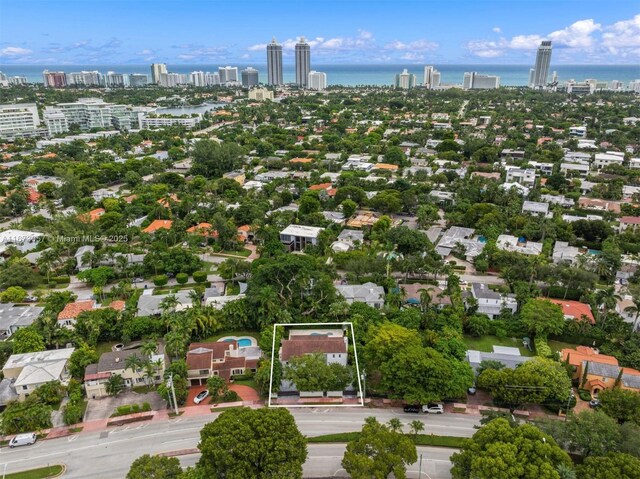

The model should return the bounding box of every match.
[463,72,500,89]
[308,71,327,90]
[531,41,552,88]
[218,66,239,84]
[423,66,441,88]
[190,71,206,87]
[151,63,167,84]
[0,103,41,137]
[395,69,417,89]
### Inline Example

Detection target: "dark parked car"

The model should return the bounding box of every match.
[589,399,600,408]
[403,405,421,413]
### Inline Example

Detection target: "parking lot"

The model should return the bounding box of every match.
[84,390,166,422]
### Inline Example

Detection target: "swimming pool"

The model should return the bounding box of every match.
[221,337,254,347]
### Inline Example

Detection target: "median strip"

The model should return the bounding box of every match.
[306,432,466,448]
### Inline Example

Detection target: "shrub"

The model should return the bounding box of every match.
[63,399,86,425]
[176,273,188,284]
[222,390,240,402]
[578,389,592,401]
[142,402,151,411]
[153,275,168,286]
[465,315,490,337]
[53,276,71,284]
[534,336,553,358]
[192,271,207,283]
[131,404,140,413]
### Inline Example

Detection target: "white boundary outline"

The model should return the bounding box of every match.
[268,322,364,408]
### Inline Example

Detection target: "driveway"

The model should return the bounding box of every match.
[84,390,166,422]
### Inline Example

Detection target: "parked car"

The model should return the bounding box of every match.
[193,390,209,404]
[9,433,37,448]
[23,296,38,303]
[423,403,444,414]
[589,398,600,408]
[132,277,145,283]
[403,404,421,413]
[468,385,477,395]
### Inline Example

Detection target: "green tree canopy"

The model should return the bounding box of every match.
[451,419,573,479]
[11,327,45,354]
[126,454,183,479]
[576,453,640,479]
[599,388,640,425]
[342,416,417,479]
[519,299,566,337]
[196,407,307,479]
[283,353,352,392]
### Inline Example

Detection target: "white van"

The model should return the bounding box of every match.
[9,433,37,448]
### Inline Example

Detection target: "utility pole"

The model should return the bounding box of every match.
[167,373,179,415]
[418,453,423,478]
[361,369,366,404]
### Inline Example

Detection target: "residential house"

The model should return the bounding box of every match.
[91,188,117,202]
[540,194,575,208]
[400,283,451,309]
[335,282,385,309]
[561,346,640,397]
[279,225,324,251]
[467,283,518,319]
[136,290,195,317]
[2,348,74,401]
[435,226,485,261]
[466,346,532,372]
[331,229,365,253]
[500,149,525,160]
[205,294,245,309]
[560,162,590,177]
[57,299,124,328]
[552,241,582,264]
[80,208,106,223]
[501,182,530,196]
[222,170,245,185]
[578,198,621,214]
[75,245,95,271]
[84,349,166,398]
[593,152,624,170]
[0,230,44,254]
[522,201,551,217]
[505,168,536,186]
[186,341,261,385]
[280,329,348,367]
[547,298,595,324]
[496,235,543,256]
[619,217,640,233]
[0,304,44,339]
[143,219,173,234]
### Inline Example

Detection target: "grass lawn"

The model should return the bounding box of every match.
[201,329,260,342]
[307,432,466,448]
[5,465,64,479]
[95,341,118,355]
[463,335,535,357]
[548,340,580,354]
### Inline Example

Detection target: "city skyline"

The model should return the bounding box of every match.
[0,1,638,65]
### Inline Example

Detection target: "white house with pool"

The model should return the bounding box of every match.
[186,335,261,386]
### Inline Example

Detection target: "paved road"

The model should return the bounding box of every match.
[178,444,455,478]
[0,408,477,478]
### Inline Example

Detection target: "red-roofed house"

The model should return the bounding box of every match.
[80,208,105,223]
[186,222,217,238]
[26,188,42,204]
[279,329,348,366]
[547,298,595,324]
[58,300,125,328]
[186,341,261,385]
[619,216,640,233]
[143,219,173,234]
[308,183,336,198]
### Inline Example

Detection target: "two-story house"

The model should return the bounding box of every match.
[467,283,517,319]
[186,341,261,386]
[2,348,74,401]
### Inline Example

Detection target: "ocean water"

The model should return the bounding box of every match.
[1,64,638,87]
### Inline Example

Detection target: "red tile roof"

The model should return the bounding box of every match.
[109,300,126,311]
[58,300,96,321]
[561,346,618,367]
[547,299,595,324]
[143,220,173,233]
[280,337,347,361]
[186,223,217,237]
[309,183,332,191]
[621,216,640,225]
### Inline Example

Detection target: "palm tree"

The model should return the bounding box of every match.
[142,360,156,389]
[188,290,202,308]
[595,287,621,324]
[140,340,158,358]
[624,296,640,332]
[106,373,125,396]
[418,287,434,313]
[124,354,144,377]
[160,294,180,315]
[409,420,424,438]
[387,418,403,433]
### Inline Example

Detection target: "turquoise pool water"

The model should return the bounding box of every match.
[222,337,253,347]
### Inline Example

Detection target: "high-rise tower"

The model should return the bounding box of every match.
[267,37,283,86]
[531,41,552,89]
[150,63,167,85]
[295,37,311,88]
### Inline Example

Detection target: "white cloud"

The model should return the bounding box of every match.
[492,27,502,34]
[602,14,640,48]
[548,19,601,48]
[466,40,506,57]
[384,39,438,51]
[399,52,425,61]
[0,46,32,57]
[508,34,544,49]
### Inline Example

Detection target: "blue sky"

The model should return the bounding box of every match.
[0,0,638,65]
